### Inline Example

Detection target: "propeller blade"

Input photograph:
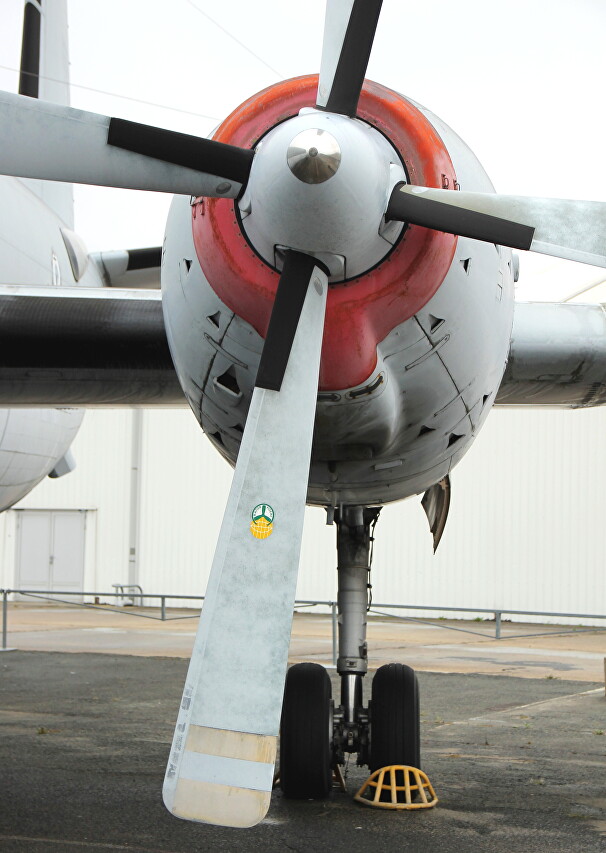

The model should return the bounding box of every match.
[316,0,383,117]
[107,118,253,186]
[163,252,328,828]
[19,1,41,98]
[387,183,606,267]
[0,91,253,197]
[387,183,534,250]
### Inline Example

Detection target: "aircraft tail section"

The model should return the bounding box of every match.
[19,0,73,227]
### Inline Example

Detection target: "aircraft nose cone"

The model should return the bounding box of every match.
[287,128,341,184]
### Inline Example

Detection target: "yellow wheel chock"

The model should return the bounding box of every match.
[354,765,438,810]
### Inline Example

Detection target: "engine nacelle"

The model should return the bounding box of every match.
[0,408,83,511]
[161,76,513,506]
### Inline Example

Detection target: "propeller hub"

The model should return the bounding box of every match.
[287,128,341,184]
[238,109,406,281]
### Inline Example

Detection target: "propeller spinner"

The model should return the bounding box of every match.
[239,109,406,281]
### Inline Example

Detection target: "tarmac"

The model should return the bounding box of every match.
[1,603,605,852]
[3,601,605,682]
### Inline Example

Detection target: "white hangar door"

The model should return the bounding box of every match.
[15,510,86,600]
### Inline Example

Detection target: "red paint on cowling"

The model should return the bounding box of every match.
[192,75,457,391]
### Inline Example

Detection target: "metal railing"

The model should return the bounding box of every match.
[2,588,605,657]
[111,584,144,606]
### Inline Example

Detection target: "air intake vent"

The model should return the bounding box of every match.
[209,431,224,448]
[447,432,464,447]
[214,366,241,398]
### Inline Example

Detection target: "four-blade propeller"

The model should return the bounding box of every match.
[2,0,605,269]
[2,0,606,830]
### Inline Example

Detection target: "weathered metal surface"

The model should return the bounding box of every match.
[164,264,328,827]
[496,301,606,407]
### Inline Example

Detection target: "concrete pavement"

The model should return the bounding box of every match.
[1,651,604,852]
[3,602,605,682]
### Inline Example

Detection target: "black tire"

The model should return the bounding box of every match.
[369,662,420,772]
[280,663,333,799]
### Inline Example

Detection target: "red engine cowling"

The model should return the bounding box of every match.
[192,75,458,392]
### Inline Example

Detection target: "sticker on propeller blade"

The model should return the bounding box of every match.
[250,503,274,540]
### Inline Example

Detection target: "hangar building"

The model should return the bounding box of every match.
[1,405,604,628]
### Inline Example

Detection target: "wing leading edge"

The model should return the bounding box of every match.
[1,290,606,409]
[496,301,606,408]
[0,285,183,406]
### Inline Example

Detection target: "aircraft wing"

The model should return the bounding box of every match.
[1,287,605,410]
[0,285,183,406]
[496,301,606,407]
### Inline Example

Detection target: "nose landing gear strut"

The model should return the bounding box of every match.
[279,505,431,807]
[331,505,379,770]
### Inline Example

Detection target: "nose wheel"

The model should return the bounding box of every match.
[279,663,334,799]
[370,663,420,772]
[279,506,426,805]
[279,659,422,799]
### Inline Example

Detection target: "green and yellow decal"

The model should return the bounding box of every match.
[250,503,274,540]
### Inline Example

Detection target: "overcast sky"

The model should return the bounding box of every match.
[1,0,605,300]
